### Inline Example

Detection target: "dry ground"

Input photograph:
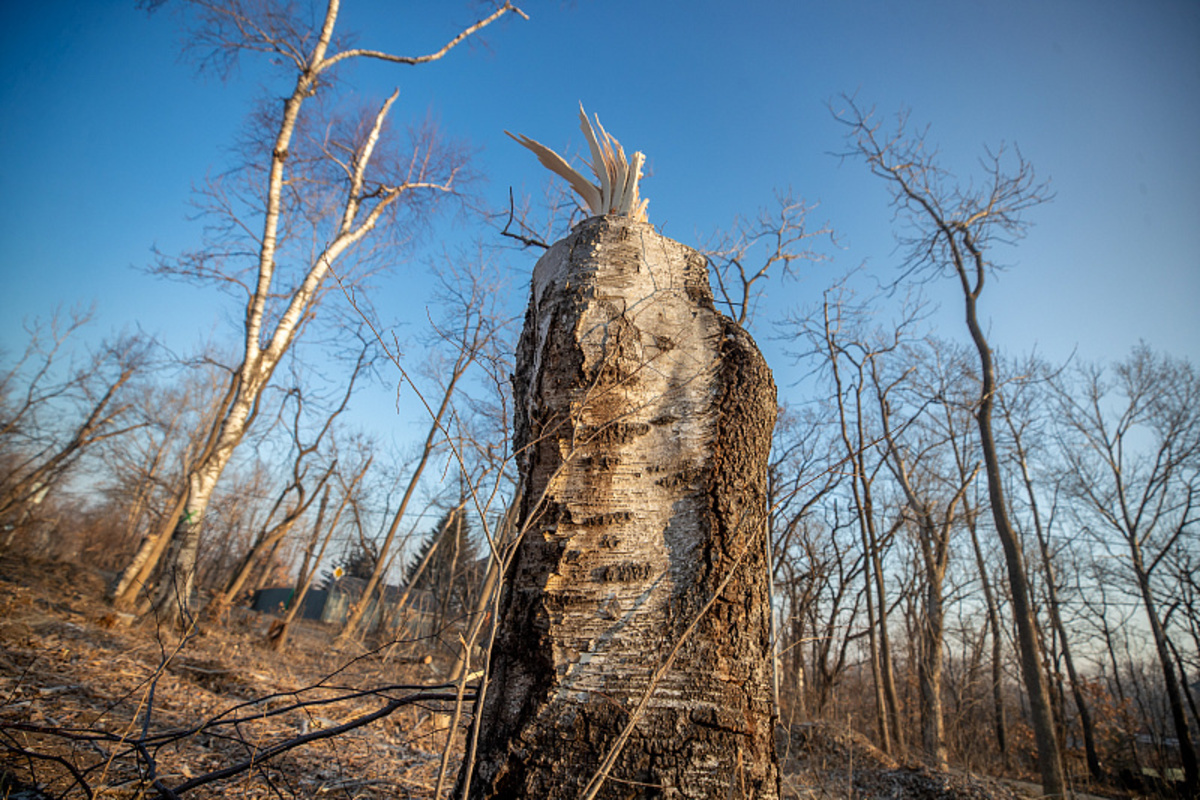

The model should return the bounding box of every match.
[0,554,1119,799]
[0,554,461,798]
[779,722,1043,800]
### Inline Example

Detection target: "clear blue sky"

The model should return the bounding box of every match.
[1,0,1197,412]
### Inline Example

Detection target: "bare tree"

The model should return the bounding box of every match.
[788,280,913,755]
[995,357,1106,783]
[143,0,526,625]
[778,501,868,720]
[1,310,94,443]
[0,320,152,541]
[204,361,357,618]
[108,355,236,610]
[335,252,509,646]
[943,363,1012,769]
[768,403,843,724]
[838,99,1067,797]
[873,340,979,771]
[270,435,373,651]
[705,190,833,327]
[1055,345,1199,795]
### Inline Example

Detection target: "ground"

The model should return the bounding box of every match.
[0,554,1123,799]
[779,722,1037,800]
[0,554,458,798]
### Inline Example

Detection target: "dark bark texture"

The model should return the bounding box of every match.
[464,216,779,799]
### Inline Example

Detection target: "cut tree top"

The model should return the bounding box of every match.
[506,104,649,222]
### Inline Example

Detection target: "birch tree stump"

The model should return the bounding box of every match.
[465,216,779,799]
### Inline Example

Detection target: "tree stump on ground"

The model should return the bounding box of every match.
[464,216,779,799]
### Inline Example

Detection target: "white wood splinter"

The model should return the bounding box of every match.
[506,104,649,222]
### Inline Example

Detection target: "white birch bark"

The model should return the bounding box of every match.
[144,1,522,625]
[464,216,779,799]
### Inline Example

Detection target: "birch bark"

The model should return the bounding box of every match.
[142,0,523,626]
[463,216,779,799]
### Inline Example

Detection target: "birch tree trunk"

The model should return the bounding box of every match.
[463,216,779,799]
[111,369,236,611]
[148,386,261,624]
[140,0,522,628]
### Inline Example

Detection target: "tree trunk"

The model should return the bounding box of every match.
[273,458,368,651]
[967,511,1009,767]
[959,275,1066,797]
[1032,506,1103,782]
[860,538,891,753]
[873,538,905,757]
[1132,547,1199,797]
[334,370,461,646]
[147,470,222,626]
[209,459,332,618]
[111,371,238,611]
[110,489,186,610]
[147,387,260,627]
[462,216,779,799]
[820,302,901,757]
[270,486,330,651]
[919,564,949,770]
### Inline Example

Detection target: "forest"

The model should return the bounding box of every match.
[1,1,1197,799]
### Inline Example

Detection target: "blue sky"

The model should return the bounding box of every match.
[1,0,1197,420]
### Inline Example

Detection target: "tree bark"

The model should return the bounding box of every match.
[958,261,1066,798]
[142,0,521,629]
[966,507,1009,766]
[1131,544,1198,796]
[462,216,779,799]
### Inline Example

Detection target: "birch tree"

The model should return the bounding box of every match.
[460,117,780,795]
[463,215,779,798]
[108,355,234,610]
[143,0,525,625]
[205,352,361,618]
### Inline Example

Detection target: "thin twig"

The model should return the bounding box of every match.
[500,187,550,250]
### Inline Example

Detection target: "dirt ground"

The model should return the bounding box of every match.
[0,554,462,798]
[779,722,1047,800]
[0,554,1117,799]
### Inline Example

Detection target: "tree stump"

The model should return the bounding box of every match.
[464,216,779,799]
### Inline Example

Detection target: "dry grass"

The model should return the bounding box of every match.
[777,721,1031,799]
[0,554,461,798]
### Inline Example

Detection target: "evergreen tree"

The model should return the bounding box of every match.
[339,543,377,580]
